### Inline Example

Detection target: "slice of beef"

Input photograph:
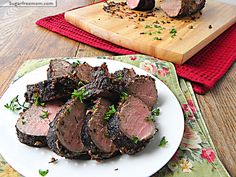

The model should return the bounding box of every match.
[47,99,89,159]
[127,0,155,11]
[25,76,77,103]
[16,101,63,147]
[112,68,137,92]
[81,98,119,160]
[161,0,206,18]
[74,62,95,84]
[47,59,75,80]
[126,75,157,109]
[77,74,119,103]
[92,63,111,79]
[108,96,156,154]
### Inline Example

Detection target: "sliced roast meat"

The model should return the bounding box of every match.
[126,75,157,109]
[81,98,119,160]
[47,99,89,159]
[112,68,137,92]
[108,96,156,154]
[25,76,77,103]
[47,59,75,80]
[16,101,63,147]
[77,74,119,103]
[161,0,206,18]
[92,62,111,79]
[74,62,95,84]
[127,0,155,11]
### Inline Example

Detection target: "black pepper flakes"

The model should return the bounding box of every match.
[209,25,212,29]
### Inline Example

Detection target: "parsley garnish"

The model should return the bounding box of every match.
[117,73,123,80]
[71,88,89,103]
[170,28,177,38]
[39,169,49,176]
[72,60,81,67]
[104,105,116,122]
[121,92,128,102]
[152,108,160,116]
[153,37,162,40]
[4,95,28,112]
[131,136,139,144]
[40,110,49,119]
[78,81,84,87]
[145,25,152,28]
[66,108,72,113]
[159,136,168,147]
[33,95,45,107]
[146,108,160,122]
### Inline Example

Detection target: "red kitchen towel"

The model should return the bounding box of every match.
[36,3,236,95]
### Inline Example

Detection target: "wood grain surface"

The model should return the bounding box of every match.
[65,0,236,64]
[0,1,235,177]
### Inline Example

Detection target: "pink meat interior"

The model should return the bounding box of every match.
[161,0,182,17]
[127,0,140,9]
[119,96,156,140]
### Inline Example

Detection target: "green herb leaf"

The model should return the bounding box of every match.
[145,25,152,28]
[71,88,89,103]
[117,73,123,80]
[78,81,84,87]
[170,28,177,38]
[72,60,81,67]
[104,105,116,122]
[131,136,139,144]
[159,136,168,147]
[33,95,45,107]
[152,108,160,116]
[40,110,49,119]
[121,92,128,102]
[4,95,28,112]
[39,169,49,176]
[153,37,162,40]
[66,108,72,113]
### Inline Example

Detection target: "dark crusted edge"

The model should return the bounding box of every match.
[47,106,90,160]
[132,0,155,11]
[81,113,119,161]
[16,125,47,147]
[107,115,151,155]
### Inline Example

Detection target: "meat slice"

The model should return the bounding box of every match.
[25,76,77,103]
[16,101,63,147]
[108,96,156,154]
[47,99,89,159]
[81,98,119,160]
[112,68,137,92]
[161,0,206,18]
[127,0,155,11]
[74,62,95,84]
[126,75,157,109]
[47,59,75,80]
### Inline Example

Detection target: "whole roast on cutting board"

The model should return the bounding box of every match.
[15,59,158,161]
[126,0,206,17]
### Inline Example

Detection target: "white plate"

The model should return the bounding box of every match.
[0,58,184,177]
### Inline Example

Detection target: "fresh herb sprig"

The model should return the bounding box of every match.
[39,169,49,176]
[104,105,116,122]
[170,28,177,38]
[121,92,128,102]
[153,37,162,40]
[40,110,49,119]
[117,73,123,80]
[146,108,160,122]
[72,60,81,67]
[4,95,28,112]
[33,95,45,107]
[72,88,89,103]
[131,136,139,144]
[159,136,168,147]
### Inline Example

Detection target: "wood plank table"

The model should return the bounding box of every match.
[0,0,235,176]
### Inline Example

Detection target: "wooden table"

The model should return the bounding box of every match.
[0,0,235,176]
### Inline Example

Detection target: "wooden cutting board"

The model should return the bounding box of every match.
[65,0,236,64]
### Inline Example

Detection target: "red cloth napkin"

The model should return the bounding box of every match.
[36,3,236,95]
